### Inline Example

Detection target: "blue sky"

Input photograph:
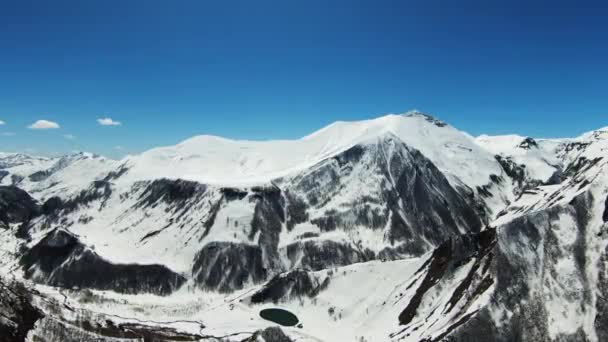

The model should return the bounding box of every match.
[1,0,607,158]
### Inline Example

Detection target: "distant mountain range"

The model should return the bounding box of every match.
[1,111,607,341]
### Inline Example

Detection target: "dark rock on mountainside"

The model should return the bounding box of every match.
[193,183,288,292]
[285,191,308,231]
[136,178,211,226]
[0,186,39,228]
[138,178,206,208]
[28,169,53,182]
[285,239,374,271]
[249,184,285,272]
[221,187,248,201]
[494,156,520,179]
[60,321,204,341]
[596,244,608,342]
[0,277,44,342]
[399,228,496,326]
[289,136,484,253]
[41,196,64,216]
[545,169,564,185]
[192,241,267,292]
[564,156,603,178]
[250,269,330,304]
[443,191,600,342]
[494,155,542,196]
[21,229,185,295]
[602,196,608,222]
[242,327,294,342]
[51,181,114,216]
[11,174,24,185]
[101,164,129,182]
[0,170,8,182]
[518,137,538,149]
[1,274,207,342]
[409,112,448,127]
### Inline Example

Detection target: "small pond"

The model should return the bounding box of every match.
[259,308,299,327]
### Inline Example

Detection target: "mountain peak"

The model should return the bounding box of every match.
[402,110,448,127]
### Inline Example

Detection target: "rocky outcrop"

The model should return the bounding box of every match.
[603,195,608,222]
[0,186,39,228]
[0,274,205,342]
[0,170,8,183]
[242,327,294,342]
[398,229,496,327]
[250,269,330,304]
[136,178,207,208]
[518,137,538,149]
[21,229,185,295]
[495,155,543,196]
[28,169,53,182]
[0,277,44,342]
[284,239,374,271]
[443,190,604,342]
[192,241,267,292]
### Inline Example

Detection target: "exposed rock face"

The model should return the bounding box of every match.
[10,174,24,185]
[284,137,484,249]
[136,178,207,208]
[603,195,608,222]
[487,193,597,341]
[596,244,608,342]
[0,277,44,342]
[242,327,294,342]
[21,229,185,295]
[0,274,207,342]
[29,318,204,342]
[28,169,52,182]
[0,186,39,228]
[397,229,496,328]
[0,170,8,183]
[250,269,330,304]
[518,137,538,149]
[494,155,543,196]
[443,191,605,342]
[284,239,374,271]
[192,241,266,293]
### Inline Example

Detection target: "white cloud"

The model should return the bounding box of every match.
[0,120,5,125]
[63,134,76,140]
[1,132,16,137]
[98,117,121,126]
[114,145,124,150]
[28,119,60,130]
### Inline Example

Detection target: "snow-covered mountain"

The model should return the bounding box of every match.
[1,112,607,341]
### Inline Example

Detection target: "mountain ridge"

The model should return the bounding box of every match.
[1,112,607,341]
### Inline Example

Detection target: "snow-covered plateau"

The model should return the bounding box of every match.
[1,111,607,341]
